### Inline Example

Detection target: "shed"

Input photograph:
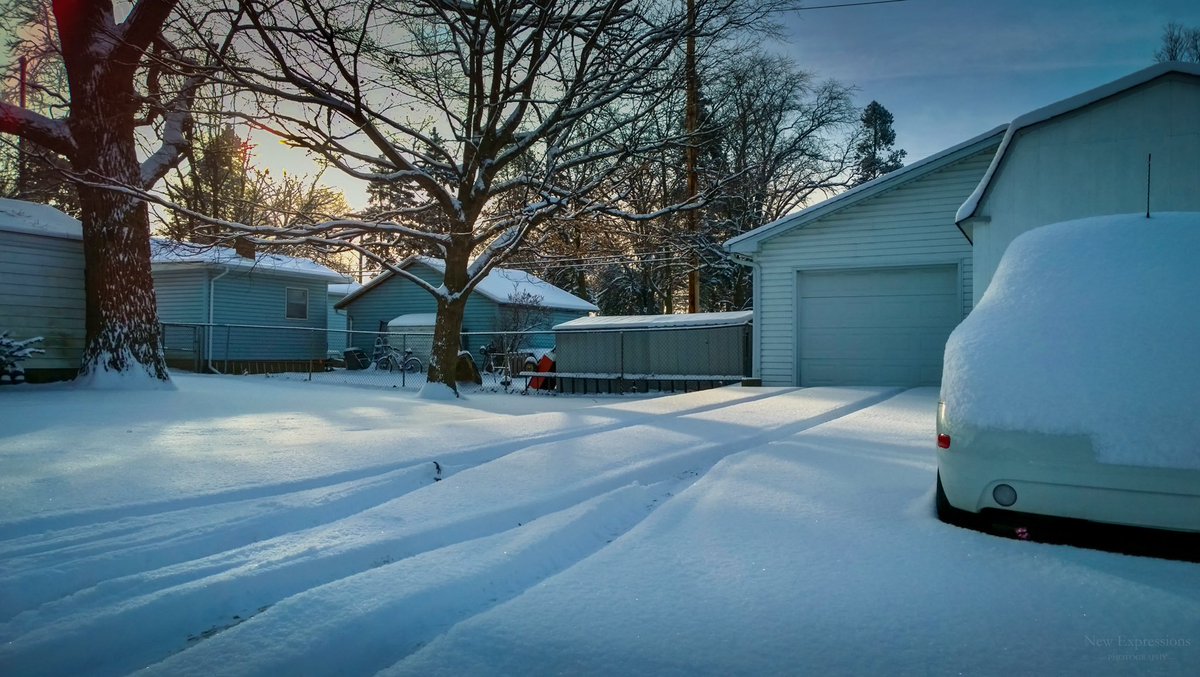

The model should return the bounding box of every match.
[957,61,1200,304]
[0,199,85,382]
[725,126,1006,387]
[552,311,752,391]
[151,239,349,372]
[335,256,598,357]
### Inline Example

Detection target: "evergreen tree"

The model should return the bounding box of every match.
[851,100,906,186]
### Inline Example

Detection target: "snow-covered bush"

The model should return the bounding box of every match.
[1,332,45,384]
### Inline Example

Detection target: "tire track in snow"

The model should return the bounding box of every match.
[0,389,788,621]
[0,464,437,622]
[140,482,679,677]
[0,386,784,543]
[0,388,895,677]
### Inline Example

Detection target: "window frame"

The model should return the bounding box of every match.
[285,286,309,321]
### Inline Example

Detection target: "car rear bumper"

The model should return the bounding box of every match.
[937,436,1200,533]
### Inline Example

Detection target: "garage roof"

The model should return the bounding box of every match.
[725,125,1007,255]
[955,61,1200,235]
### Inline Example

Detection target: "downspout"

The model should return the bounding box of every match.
[207,266,231,373]
[730,251,761,382]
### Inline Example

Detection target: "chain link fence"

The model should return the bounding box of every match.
[161,320,752,394]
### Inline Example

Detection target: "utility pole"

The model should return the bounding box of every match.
[17,56,28,199]
[685,0,700,313]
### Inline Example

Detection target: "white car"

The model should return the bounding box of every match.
[936,213,1200,534]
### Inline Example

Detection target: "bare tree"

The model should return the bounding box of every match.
[178,0,782,393]
[0,0,223,385]
[1155,21,1200,63]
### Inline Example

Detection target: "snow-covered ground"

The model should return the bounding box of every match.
[1,376,1197,675]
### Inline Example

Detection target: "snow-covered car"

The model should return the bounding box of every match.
[936,213,1200,533]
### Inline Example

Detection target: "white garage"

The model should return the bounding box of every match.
[725,127,1003,387]
[796,265,961,386]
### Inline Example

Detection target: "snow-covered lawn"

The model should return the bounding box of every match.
[1,376,1197,675]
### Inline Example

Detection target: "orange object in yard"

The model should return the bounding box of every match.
[529,354,556,391]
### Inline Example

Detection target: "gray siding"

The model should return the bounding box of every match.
[0,230,85,371]
[556,324,749,376]
[752,144,995,386]
[971,74,1200,302]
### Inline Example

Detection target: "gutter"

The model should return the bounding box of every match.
[206,266,231,373]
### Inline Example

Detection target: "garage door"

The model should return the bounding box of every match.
[797,265,960,386]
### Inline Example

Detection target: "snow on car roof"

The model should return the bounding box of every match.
[554,311,752,331]
[942,211,1200,470]
[0,198,82,240]
[150,238,348,282]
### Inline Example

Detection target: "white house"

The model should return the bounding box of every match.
[957,61,1200,303]
[725,126,1005,387]
[0,199,85,382]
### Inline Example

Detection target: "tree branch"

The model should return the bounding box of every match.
[0,102,76,158]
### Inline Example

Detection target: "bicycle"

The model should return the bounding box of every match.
[374,338,423,374]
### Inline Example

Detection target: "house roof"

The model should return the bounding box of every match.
[387,313,437,328]
[328,282,363,297]
[956,61,1200,233]
[554,310,752,332]
[150,239,349,282]
[0,198,81,240]
[337,256,599,313]
[724,124,1007,255]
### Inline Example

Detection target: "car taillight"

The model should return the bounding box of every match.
[937,434,951,449]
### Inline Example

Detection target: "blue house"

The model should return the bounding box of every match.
[335,256,597,359]
[151,239,349,372]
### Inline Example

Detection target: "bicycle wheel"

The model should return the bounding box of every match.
[375,355,393,371]
[403,357,423,374]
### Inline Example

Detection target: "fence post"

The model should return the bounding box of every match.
[619,331,625,381]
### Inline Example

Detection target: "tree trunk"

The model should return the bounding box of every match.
[426,243,472,394]
[60,6,170,385]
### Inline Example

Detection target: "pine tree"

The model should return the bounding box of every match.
[851,100,906,186]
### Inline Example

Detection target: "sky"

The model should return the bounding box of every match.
[247,0,1200,211]
[776,0,1200,163]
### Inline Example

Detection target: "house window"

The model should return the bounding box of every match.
[285,287,308,320]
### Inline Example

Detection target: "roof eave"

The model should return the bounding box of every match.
[724,124,1007,253]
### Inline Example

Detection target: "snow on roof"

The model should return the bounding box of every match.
[387,313,437,328]
[0,198,81,240]
[725,125,1007,254]
[328,282,362,297]
[339,256,598,313]
[941,211,1200,470]
[150,239,348,282]
[956,62,1200,229]
[554,310,752,331]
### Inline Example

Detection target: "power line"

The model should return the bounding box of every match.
[797,0,909,10]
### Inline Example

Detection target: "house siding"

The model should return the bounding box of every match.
[153,268,209,324]
[972,74,1200,303]
[343,262,499,352]
[209,270,329,361]
[751,144,996,386]
[0,230,85,373]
